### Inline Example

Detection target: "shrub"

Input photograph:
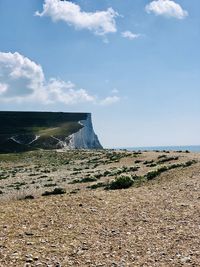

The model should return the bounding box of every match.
[94,173,102,179]
[135,160,142,164]
[24,195,34,200]
[157,156,179,164]
[129,166,139,171]
[147,163,157,167]
[42,187,66,196]
[158,166,168,172]
[145,160,197,181]
[184,160,197,167]
[69,177,97,184]
[88,182,106,190]
[107,176,134,190]
[80,177,97,183]
[168,163,182,170]
[145,166,168,180]
[68,179,80,184]
[103,170,110,176]
[143,160,154,165]
[43,183,57,187]
[158,155,167,159]
[69,189,80,194]
[145,170,159,180]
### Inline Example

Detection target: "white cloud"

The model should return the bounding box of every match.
[100,95,120,106]
[0,51,46,102]
[121,31,141,40]
[0,51,119,106]
[145,0,188,19]
[36,0,118,35]
[0,83,8,95]
[46,78,96,104]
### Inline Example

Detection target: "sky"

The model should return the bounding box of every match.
[0,0,200,148]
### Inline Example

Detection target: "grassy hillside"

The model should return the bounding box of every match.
[0,111,88,152]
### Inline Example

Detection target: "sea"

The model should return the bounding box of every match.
[115,145,200,153]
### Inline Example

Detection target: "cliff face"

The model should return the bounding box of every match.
[0,111,102,153]
[68,114,102,149]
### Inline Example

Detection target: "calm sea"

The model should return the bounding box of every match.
[116,145,200,153]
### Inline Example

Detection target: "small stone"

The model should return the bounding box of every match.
[180,256,191,263]
[25,232,34,236]
[26,258,33,263]
[26,242,33,245]
[25,254,33,258]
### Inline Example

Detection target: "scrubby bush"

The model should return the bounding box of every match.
[158,155,167,159]
[145,170,159,180]
[68,177,97,184]
[43,183,57,187]
[103,170,111,176]
[145,166,168,180]
[145,159,197,181]
[42,187,66,196]
[184,160,197,167]
[143,160,154,165]
[135,160,142,164]
[107,176,134,190]
[24,195,34,200]
[80,177,97,183]
[157,156,179,164]
[88,182,106,189]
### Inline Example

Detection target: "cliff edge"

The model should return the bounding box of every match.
[0,111,102,153]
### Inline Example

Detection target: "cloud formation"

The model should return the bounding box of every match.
[145,0,188,19]
[100,96,120,106]
[0,83,8,95]
[0,52,119,106]
[36,0,118,35]
[0,52,46,102]
[121,31,141,40]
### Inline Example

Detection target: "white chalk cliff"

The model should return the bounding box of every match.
[67,114,102,149]
[5,113,102,150]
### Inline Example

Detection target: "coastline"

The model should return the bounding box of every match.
[113,145,200,153]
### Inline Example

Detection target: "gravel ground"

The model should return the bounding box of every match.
[0,150,200,266]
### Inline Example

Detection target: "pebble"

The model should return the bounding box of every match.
[180,256,191,263]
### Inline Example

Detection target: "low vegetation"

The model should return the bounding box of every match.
[0,149,198,199]
[106,176,134,190]
[42,187,66,196]
[145,160,197,181]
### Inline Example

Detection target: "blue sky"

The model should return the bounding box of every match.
[0,0,200,147]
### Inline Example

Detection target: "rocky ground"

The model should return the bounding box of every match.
[0,149,200,266]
